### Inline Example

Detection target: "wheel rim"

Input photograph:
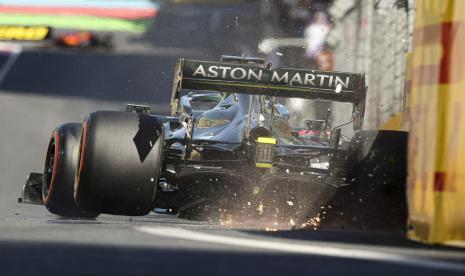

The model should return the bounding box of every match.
[43,131,59,203]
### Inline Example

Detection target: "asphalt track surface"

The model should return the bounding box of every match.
[1,2,465,275]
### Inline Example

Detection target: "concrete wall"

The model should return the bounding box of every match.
[327,0,415,131]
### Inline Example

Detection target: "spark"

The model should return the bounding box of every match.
[257,202,264,215]
[301,213,322,229]
[219,214,233,226]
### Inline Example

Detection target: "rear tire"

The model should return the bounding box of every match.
[322,130,408,231]
[42,123,99,218]
[347,130,408,186]
[75,111,164,216]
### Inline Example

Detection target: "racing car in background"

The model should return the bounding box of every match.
[54,31,113,49]
[20,55,406,224]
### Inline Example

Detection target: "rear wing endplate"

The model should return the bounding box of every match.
[171,58,367,129]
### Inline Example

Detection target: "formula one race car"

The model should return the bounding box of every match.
[54,31,113,49]
[21,55,385,221]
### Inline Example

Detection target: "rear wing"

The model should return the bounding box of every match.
[171,58,367,128]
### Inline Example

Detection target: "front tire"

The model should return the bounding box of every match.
[43,123,99,218]
[75,111,164,216]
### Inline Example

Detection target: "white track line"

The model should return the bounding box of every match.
[136,226,465,272]
[0,43,21,83]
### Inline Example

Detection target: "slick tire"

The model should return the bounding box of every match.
[347,130,408,186]
[75,111,164,216]
[43,123,99,218]
[323,130,408,231]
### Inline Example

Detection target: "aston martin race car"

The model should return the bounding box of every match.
[20,55,372,220]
